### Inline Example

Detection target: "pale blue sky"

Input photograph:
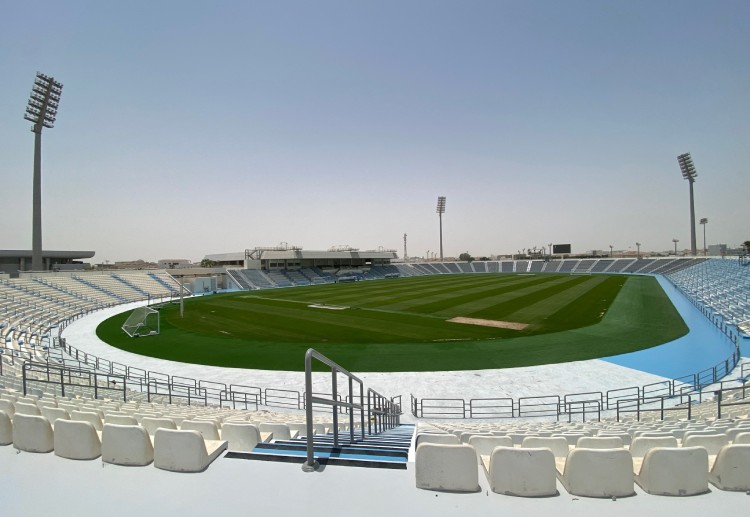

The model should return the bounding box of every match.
[1,1,748,262]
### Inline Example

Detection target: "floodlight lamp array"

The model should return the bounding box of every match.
[677,153,697,182]
[24,72,63,132]
[436,196,446,214]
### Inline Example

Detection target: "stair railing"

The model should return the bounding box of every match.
[303,348,365,472]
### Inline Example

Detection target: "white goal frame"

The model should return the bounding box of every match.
[121,306,160,337]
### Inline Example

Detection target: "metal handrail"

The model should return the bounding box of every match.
[303,348,365,471]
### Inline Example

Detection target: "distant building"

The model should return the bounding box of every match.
[158,259,193,269]
[205,245,397,271]
[0,249,94,276]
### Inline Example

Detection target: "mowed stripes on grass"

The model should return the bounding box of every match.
[96,273,688,372]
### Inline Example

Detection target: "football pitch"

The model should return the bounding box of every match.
[96,273,688,372]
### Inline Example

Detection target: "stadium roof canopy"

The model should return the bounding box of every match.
[0,249,95,275]
[204,249,397,270]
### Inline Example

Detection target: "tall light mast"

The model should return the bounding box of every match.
[436,196,446,261]
[25,72,63,271]
[677,153,698,256]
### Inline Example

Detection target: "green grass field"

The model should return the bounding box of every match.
[96,273,688,372]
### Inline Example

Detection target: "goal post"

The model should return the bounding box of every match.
[122,306,160,337]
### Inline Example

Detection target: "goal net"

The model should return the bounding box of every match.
[122,306,160,337]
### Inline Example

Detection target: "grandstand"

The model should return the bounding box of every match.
[2,262,749,514]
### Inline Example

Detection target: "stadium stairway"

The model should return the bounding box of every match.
[227,424,414,470]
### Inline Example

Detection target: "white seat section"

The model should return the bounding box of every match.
[416,433,460,446]
[141,416,177,436]
[180,419,220,440]
[0,400,15,418]
[153,428,227,473]
[415,443,480,493]
[70,410,103,431]
[0,410,12,445]
[257,423,291,441]
[14,402,41,416]
[635,446,709,496]
[629,436,679,458]
[709,444,750,491]
[485,446,558,497]
[734,432,750,444]
[40,406,70,425]
[286,422,309,437]
[221,422,261,452]
[597,431,631,446]
[12,414,54,453]
[522,436,569,458]
[468,435,513,462]
[53,419,101,460]
[104,414,138,426]
[683,434,730,467]
[560,448,635,498]
[577,436,624,449]
[101,424,154,466]
[460,431,491,443]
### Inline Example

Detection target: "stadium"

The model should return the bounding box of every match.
[3,2,750,516]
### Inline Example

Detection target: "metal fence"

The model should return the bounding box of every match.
[410,346,745,421]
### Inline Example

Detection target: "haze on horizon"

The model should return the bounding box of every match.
[1,1,748,264]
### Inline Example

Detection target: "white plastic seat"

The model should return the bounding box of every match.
[709,444,750,491]
[415,443,480,492]
[221,422,261,452]
[733,432,750,444]
[153,428,227,473]
[40,406,70,426]
[577,436,624,449]
[141,416,177,436]
[635,446,709,496]
[14,401,41,416]
[12,413,54,453]
[53,419,101,460]
[104,414,138,426]
[522,435,570,473]
[180,419,220,440]
[101,423,154,466]
[485,446,558,497]
[416,433,460,446]
[468,435,513,461]
[0,399,15,418]
[0,410,12,445]
[629,436,678,457]
[70,410,103,431]
[257,422,291,441]
[559,448,635,498]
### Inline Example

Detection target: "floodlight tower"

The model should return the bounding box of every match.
[25,72,63,271]
[636,242,641,259]
[677,153,698,256]
[436,196,446,261]
[672,238,679,256]
[403,233,408,261]
[699,218,708,256]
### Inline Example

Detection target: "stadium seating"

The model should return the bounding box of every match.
[709,444,750,491]
[559,448,635,498]
[12,413,54,453]
[101,423,154,466]
[53,419,101,460]
[0,409,12,445]
[635,446,709,496]
[415,443,480,492]
[153,428,227,473]
[485,446,558,497]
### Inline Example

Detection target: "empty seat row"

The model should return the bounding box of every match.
[2,411,227,472]
[415,441,750,497]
